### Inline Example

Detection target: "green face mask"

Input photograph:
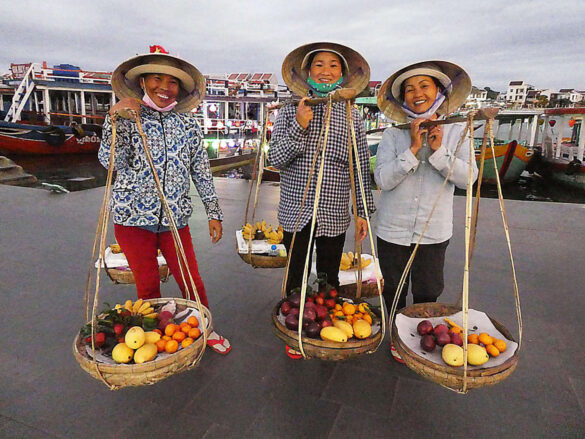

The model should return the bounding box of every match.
[306,76,344,97]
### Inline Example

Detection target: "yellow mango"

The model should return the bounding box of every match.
[320,326,347,343]
[133,343,157,364]
[333,320,354,338]
[353,319,372,339]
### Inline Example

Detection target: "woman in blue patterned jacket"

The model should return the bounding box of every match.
[98,48,230,354]
[268,42,375,296]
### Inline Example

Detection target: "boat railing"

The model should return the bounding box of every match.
[31,64,112,85]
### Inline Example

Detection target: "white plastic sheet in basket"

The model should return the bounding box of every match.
[94,247,167,269]
[311,254,380,286]
[395,309,518,369]
[235,230,286,254]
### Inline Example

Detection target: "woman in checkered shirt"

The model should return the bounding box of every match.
[268,43,375,294]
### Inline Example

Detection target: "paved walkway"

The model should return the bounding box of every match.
[1,179,584,438]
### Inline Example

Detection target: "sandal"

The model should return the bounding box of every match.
[391,344,405,364]
[285,345,302,360]
[206,331,232,355]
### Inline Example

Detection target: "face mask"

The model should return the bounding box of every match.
[402,94,446,120]
[140,79,178,112]
[306,76,343,97]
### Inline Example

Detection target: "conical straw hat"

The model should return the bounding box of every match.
[111,53,206,113]
[282,42,370,98]
[377,60,471,123]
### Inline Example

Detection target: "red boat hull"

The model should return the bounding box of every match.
[0,132,100,155]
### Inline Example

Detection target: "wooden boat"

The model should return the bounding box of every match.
[0,121,101,155]
[537,108,585,190]
[473,110,542,184]
[208,152,255,173]
[474,139,533,184]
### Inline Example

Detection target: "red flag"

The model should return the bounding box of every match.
[149,45,169,54]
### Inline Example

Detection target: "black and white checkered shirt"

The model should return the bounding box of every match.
[268,102,375,237]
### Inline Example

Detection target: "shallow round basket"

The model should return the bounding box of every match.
[238,251,287,268]
[73,297,212,389]
[338,279,384,299]
[271,302,382,361]
[392,302,518,391]
[107,265,171,284]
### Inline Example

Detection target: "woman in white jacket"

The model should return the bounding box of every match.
[374,61,477,361]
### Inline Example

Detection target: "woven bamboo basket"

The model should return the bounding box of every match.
[338,278,384,299]
[73,297,212,389]
[391,302,518,390]
[271,303,382,361]
[107,265,171,285]
[236,242,287,268]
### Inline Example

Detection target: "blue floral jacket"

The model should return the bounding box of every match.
[98,106,222,227]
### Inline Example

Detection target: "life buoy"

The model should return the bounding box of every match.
[41,126,66,146]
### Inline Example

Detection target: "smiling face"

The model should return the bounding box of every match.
[141,73,180,107]
[309,51,343,84]
[403,75,439,113]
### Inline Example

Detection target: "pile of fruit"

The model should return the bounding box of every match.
[242,220,283,244]
[339,252,372,271]
[79,299,203,365]
[278,288,378,343]
[415,317,508,367]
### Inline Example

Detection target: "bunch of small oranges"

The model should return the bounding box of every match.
[329,302,373,325]
[467,332,507,357]
[154,315,201,354]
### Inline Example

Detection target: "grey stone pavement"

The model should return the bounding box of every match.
[1,178,584,439]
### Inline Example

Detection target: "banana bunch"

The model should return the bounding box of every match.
[242,222,257,240]
[339,252,372,271]
[265,225,284,244]
[110,243,122,254]
[242,220,279,241]
[114,299,158,319]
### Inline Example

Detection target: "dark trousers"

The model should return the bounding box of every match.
[282,223,345,294]
[114,224,209,307]
[377,237,449,312]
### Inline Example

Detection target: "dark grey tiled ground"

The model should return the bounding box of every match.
[1,179,584,439]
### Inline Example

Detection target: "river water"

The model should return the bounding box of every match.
[6,153,585,204]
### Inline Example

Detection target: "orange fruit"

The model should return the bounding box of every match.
[467,334,479,344]
[180,323,192,333]
[165,339,178,354]
[162,335,171,341]
[187,316,199,328]
[486,344,500,357]
[493,339,507,353]
[153,329,162,336]
[181,337,194,348]
[478,333,493,346]
[449,327,462,334]
[188,328,201,339]
[155,339,167,353]
[334,310,344,318]
[334,304,343,311]
[164,324,177,337]
[172,331,186,342]
[363,314,372,325]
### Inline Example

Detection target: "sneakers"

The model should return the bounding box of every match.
[391,344,405,364]
[285,345,302,360]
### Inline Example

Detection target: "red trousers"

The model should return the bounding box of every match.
[114,224,209,307]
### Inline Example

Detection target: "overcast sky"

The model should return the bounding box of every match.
[2,0,584,92]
